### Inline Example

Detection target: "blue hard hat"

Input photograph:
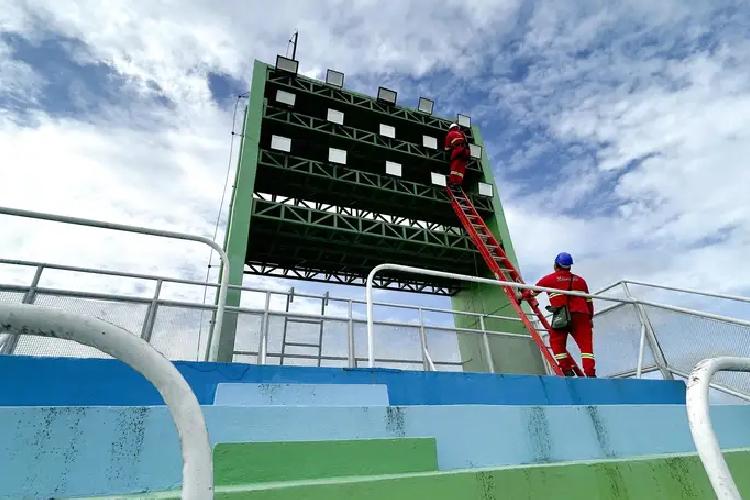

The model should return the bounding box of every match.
[554,252,574,268]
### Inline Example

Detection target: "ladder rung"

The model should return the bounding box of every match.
[284,341,320,348]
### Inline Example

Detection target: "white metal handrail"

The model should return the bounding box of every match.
[0,303,213,499]
[365,263,750,368]
[0,206,229,361]
[686,357,750,500]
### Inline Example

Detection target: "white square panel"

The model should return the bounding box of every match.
[275,90,296,106]
[271,135,291,152]
[327,108,344,125]
[430,172,447,186]
[329,148,347,164]
[470,144,482,159]
[379,124,396,138]
[478,182,494,197]
[422,135,438,149]
[385,161,402,176]
[457,114,471,128]
[326,69,344,88]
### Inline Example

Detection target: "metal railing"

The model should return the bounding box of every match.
[686,357,750,500]
[0,258,521,371]
[366,264,750,400]
[2,256,750,400]
[0,206,229,361]
[0,302,213,499]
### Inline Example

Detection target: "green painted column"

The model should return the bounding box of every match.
[215,60,268,361]
[452,127,545,375]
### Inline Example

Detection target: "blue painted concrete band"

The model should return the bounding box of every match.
[0,356,686,407]
[1,403,748,498]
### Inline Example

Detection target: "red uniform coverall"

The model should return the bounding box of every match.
[444,129,470,186]
[536,270,596,376]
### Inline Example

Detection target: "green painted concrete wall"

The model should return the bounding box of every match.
[216,60,267,361]
[206,448,750,500]
[214,438,438,485]
[453,127,545,375]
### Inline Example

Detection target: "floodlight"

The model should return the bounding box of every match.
[385,161,402,177]
[329,148,347,165]
[469,144,482,159]
[478,182,494,197]
[271,135,291,152]
[418,97,434,115]
[422,135,438,149]
[430,172,447,187]
[377,86,397,105]
[275,55,299,74]
[327,108,344,125]
[275,90,296,107]
[326,69,344,88]
[457,114,471,128]
[379,124,396,139]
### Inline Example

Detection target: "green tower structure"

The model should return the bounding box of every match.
[218,58,545,374]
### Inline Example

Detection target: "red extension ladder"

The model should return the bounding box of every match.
[446,185,582,376]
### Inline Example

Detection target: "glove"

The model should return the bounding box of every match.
[520,289,534,301]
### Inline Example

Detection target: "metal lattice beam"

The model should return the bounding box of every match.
[256,149,493,214]
[264,104,481,170]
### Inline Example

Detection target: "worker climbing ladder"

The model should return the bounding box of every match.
[446,185,582,376]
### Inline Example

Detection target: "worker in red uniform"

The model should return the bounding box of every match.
[521,252,596,377]
[444,123,470,186]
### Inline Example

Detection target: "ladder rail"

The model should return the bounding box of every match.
[447,186,580,376]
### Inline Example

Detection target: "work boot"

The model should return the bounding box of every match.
[563,369,577,377]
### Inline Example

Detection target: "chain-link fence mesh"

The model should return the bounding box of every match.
[644,305,750,395]
[425,327,463,371]
[593,303,656,377]
[149,305,214,361]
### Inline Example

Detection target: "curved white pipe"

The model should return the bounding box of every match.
[686,357,750,500]
[0,303,213,499]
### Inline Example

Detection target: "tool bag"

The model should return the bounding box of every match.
[545,277,574,329]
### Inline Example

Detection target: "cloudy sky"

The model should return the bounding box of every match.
[1,0,749,320]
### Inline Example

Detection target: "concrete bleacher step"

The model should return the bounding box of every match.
[0,357,687,407]
[213,383,389,406]
[119,448,750,499]
[4,403,750,497]
[214,438,437,485]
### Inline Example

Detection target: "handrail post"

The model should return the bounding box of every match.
[686,357,750,500]
[0,264,44,355]
[347,299,355,368]
[621,282,673,380]
[418,307,429,371]
[635,324,646,378]
[141,279,163,343]
[480,315,495,373]
[257,291,271,364]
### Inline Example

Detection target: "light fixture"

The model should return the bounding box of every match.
[327,108,344,125]
[478,182,494,197]
[430,172,447,187]
[275,90,296,107]
[385,161,402,177]
[326,69,344,88]
[457,114,471,128]
[329,147,347,164]
[271,135,291,152]
[469,144,482,159]
[379,124,396,139]
[275,55,299,74]
[377,86,397,105]
[418,97,434,115]
[422,135,438,149]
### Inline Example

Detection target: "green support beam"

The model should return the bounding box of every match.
[217,60,268,361]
